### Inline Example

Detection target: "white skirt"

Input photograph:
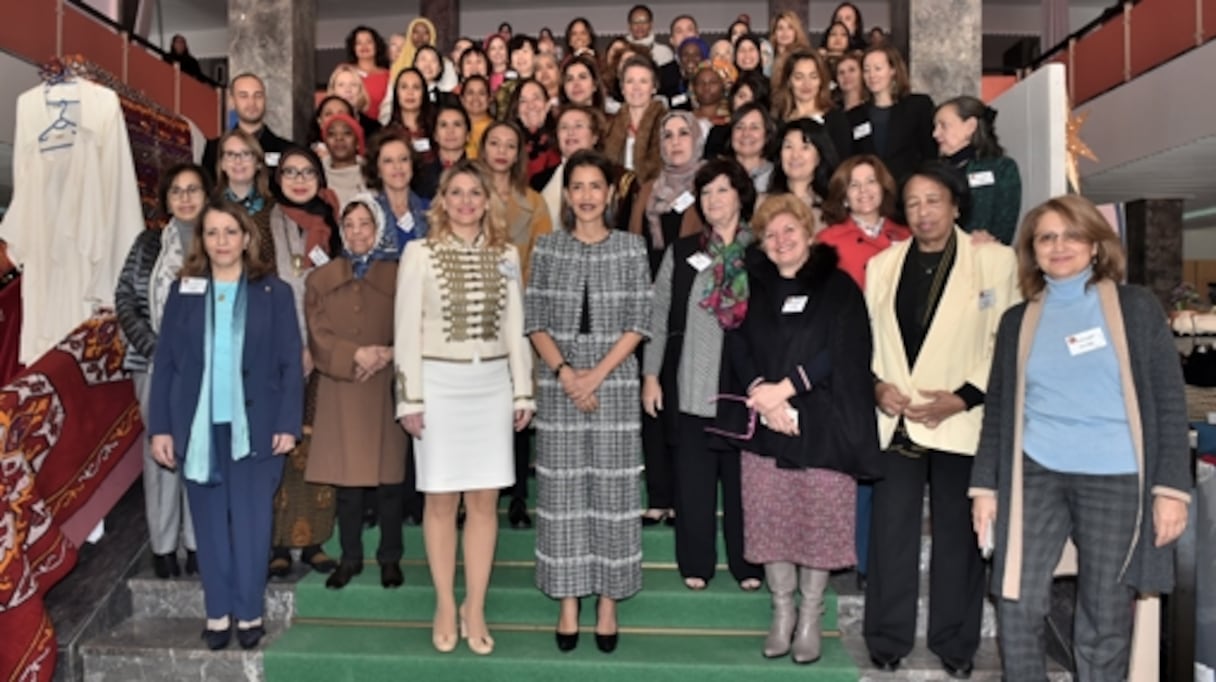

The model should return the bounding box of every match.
[413,358,514,493]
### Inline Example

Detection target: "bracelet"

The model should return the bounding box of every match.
[553,361,568,378]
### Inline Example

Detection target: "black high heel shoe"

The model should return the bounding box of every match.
[555,599,580,652]
[508,497,532,529]
[201,625,231,650]
[152,552,180,579]
[594,597,619,653]
[325,560,363,589]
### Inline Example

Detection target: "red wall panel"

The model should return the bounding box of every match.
[126,44,175,111]
[61,8,122,79]
[1130,0,1196,77]
[179,76,222,138]
[1072,20,1126,103]
[0,2,56,67]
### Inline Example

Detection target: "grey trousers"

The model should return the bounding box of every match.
[997,456,1138,682]
[133,371,195,554]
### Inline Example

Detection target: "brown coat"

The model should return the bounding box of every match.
[628,179,704,244]
[603,100,666,184]
[303,258,407,487]
[505,187,553,284]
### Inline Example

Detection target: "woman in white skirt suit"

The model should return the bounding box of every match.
[395,158,535,656]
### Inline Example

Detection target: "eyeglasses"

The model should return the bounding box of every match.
[281,167,318,180]
[702,394,757,441]
[222,150,256,162]
[168,185,203,199]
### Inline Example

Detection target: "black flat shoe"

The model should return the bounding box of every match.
[201,626,231,650]
[184,550,198,576]
[236,625,265,650]
[152,552,179,579]
[325,561,363,589]
[595,632,619,653]
[303,546,337,574]
[508,497,532,529]
[380,562,404,588]
[941,657,973,679]
[869,654,901,672]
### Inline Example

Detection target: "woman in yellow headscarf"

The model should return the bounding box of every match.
[380,18,437,123]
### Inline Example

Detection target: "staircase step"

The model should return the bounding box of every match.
[841,635,1071,681]
[834,592,997,638]
[264,622,859,681]
[79,616,282,681]
[128,570,298,622]
[294,563,836,632]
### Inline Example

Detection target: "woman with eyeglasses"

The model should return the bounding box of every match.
[263,147,343,579]
[716,193,879,664]
[215,129,277,265]
[116,163,212,580]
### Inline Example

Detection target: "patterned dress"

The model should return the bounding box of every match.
[525,230,652,600]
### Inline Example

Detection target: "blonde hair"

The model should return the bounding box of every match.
[1015,195,1125,300]
[426,159,509,249]
[751,192,817,240]
[328,64,370,112]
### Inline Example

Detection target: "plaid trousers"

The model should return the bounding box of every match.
[997,455,1139,682]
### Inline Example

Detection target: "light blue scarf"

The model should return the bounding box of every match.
[184,276,251,485]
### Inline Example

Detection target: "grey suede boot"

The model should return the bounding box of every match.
[763,562,798,658]
[791,567,829,664]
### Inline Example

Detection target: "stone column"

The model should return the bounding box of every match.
[1124,199,1184,309]
[228,0,317,144]
[422,0,460,53]
[895,0,981,104]
[767,0,809,38]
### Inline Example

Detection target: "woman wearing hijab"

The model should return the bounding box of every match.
[305,193,408,590]
[628,111,705,528]
[381,17,438,123]
[265,147,343,578]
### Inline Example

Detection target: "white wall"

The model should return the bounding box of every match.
[991,63,1069,220]
[1185,227,1216,260]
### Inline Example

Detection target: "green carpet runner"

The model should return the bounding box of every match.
[263,506,860,680]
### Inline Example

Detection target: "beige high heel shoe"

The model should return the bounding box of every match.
[432,607,458,653]
[459,604,495,656]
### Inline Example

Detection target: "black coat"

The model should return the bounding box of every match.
[718,243,881,478]
[845,93,936,185]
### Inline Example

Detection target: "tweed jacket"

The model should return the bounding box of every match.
[969,280,1193,599]
[115,228,162,372]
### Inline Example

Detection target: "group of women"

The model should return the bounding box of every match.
[110,6,1192,679]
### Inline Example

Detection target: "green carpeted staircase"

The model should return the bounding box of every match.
[263,504,859,681]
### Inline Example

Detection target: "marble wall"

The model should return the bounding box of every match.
[904,0,982,104]
[1125,199,1184,309]
[422,0,460,57]
[227,0,318,143]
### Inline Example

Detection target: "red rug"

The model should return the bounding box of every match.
[0,316,141,682]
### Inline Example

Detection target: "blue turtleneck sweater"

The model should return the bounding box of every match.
[1023,267,1137,475]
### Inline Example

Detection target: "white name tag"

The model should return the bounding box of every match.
[852,122,872,140]
[671,191,695,214]
[686,252,712,272]
[308,245,330,267]
[782,295,808,314]
[181,277,208,295]
[264,152,281,167]
[670,93,689,107]
[505,69,519,80]
[968,170,996,188]
[398,212,415,234]
[978,288,996,310]
[1066,327,1108,356]
[412,138,431,153]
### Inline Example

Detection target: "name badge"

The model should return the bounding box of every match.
[686,252,712,272]
[181,277,208,295]
[671,191,695,214]
[1067,327,1108,356]
[978,288,996,310]
[852,122,872,140]
[782,295,808,314]
[412,138,431,153]
[505,69,519,80]
[308,245,330,267]
[398,212,416,234]
[670,93,689,107]
[968,170,996,188]
[264,152,281,167]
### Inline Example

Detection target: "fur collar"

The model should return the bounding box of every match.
[603,100,666,183]
[747,242,840,290]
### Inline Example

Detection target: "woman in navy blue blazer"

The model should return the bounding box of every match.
[148,198,304,651]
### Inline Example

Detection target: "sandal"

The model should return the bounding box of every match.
[739,578,762,592]
[641,509,667,526]
[683,577,708,590]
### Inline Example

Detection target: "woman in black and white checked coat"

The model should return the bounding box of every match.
[525,150,652,654]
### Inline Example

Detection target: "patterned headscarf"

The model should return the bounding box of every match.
[644,111,704,250]
[341,192,398,278]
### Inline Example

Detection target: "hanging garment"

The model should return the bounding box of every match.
[0,79,143,364]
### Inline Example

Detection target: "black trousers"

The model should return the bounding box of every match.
[864,448,984,664]
[403,441,424,521]
[335,483,405,564]
[506,427,532,501]
[672,414,762,582]
[643,411,675,509]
